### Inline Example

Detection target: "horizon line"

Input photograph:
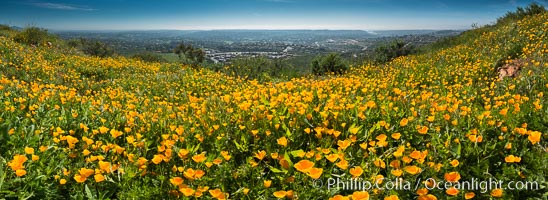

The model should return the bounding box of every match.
[47,28,469,32]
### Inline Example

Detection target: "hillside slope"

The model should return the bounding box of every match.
[0,11,547,200]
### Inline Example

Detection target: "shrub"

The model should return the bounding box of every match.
[79,38,114,58]
[173,42,205,68]
[0,24,12,31]
[497,3,546,24]
[312,53,348,75]
[374,39,415,63]
[13,27,52,46]
[226,56,272,80]
[66,39,80,49]
[131,52,167,63]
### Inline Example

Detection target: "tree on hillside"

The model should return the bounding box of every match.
[229,56,272,80]
[131,52,167,63]
[312,53,348,75]
[13,27,54,46]
[173,42,205,68]
[497,3,546,24]
[0,24,12,31]
[374,39,415,63]
[78,38,114,58]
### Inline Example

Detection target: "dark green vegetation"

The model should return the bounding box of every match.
[13,27,57,46]
[422,3,546,54]
[497,2,546,24]
[75,39,115,58]
[131,52,167,63]
[214,56,305,81]
[173,42,205,68]
[312,53,348,75]
[372,39,416,64]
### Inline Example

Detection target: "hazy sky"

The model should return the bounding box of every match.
[0,0,544,30]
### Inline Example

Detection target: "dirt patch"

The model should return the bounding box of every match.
[497,58,530,80]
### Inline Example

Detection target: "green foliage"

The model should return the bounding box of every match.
[497,3,546,24]
[13,27,54,46]
[0,24,12,31]
[373,39,416,63]
[206,56,307,82]
[226,56,272,80]
[173,42,205,68]
[66,39,80,49]
[312,53,348,75]
[0,25,15,37]
[417,4,546,57]
[131,52,167,63]
[78,38,114,58]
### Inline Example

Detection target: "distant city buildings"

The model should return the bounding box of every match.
[205,50,292,63]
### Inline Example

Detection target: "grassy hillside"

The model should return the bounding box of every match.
[0,9,547,200]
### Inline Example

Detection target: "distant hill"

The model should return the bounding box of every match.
[178,30,378,40]
[370,29,463,37]
[53,29,379,41]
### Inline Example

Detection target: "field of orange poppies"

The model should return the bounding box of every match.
[0,10,547,200]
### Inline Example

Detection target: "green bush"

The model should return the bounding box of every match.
[0,24,12,31]
[374,39,415,63]
[497,3,546,24]
[79,38,114,58]
[131,52,167,63]
[13,27,53,46]
[66,39,80,49]
[173,42,205,68]
[312,53,348,75]
[226,56,272,80]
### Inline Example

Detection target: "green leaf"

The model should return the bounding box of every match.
[233,140,243,151]
[268,165,285,173]
[285,128,292,138]
[282,122,292,137]
[0,167,5,191]
[192,143,201,153]
[457,143,461,157]
[290,149,305,158]
[284,151,293,167]
[85,184,95,200]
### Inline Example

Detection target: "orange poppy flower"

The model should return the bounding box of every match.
[330,195,350,200]
[404,165,421,175]
[15,169,26,177]
[446,187,459,196]
[349,166,364,177]
[464,192,475,199]
[490,188,503,197]
[192,153,207,163]
[170,177,184,186]
[273,190,287,198]
[384,195,399,200]
[294,159,314,173]
[351,191,369,200]
[307,167,323,179]
[180,187,195,197]
[444,172,461,182]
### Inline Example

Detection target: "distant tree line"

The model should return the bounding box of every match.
[372,39,416,63]
[497,3,546,24]
[173,42,205,68]
[130,52,167,63]
[312,53,348,75]
[13,27,57,46]
[67,38,115,58]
